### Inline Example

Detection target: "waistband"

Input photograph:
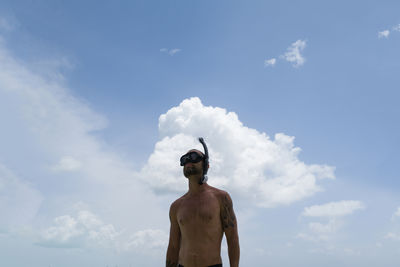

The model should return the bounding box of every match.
[178,264,222,267]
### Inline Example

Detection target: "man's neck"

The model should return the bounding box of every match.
[187,175,207,195]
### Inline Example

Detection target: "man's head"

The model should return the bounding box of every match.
[180,138,210,184]
[181,149,204,178]
[181,149,206,178]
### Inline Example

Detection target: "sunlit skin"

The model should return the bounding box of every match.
[166,150,240,267]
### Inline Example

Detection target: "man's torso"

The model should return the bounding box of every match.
[176,186,224,267]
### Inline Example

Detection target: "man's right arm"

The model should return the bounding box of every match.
[166,201,181,267]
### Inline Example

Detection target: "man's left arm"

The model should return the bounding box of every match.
[221,192,240,267]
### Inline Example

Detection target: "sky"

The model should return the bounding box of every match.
[0,1,400,266]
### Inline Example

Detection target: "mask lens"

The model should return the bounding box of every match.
[180,152,203,166]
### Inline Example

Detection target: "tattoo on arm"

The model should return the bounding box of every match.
[221,195,236,230]
[166,260,177,267]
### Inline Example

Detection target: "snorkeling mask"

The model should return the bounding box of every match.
[179,137,209,185]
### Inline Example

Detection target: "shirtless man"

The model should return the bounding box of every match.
[166,139,240,267]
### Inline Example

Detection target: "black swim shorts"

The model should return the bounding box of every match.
[178,264,222,267]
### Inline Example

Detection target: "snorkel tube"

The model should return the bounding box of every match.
[198,137,209,185]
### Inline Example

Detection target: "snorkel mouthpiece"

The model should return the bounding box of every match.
[198,137,209,185]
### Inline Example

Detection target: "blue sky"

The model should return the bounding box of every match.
[1,1,400,266]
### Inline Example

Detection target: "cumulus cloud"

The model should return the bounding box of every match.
[302,200,365,218]
[140,97,335,207]
[37,208,168,255]
[160,48,182,56]
[282,40,307,67]
[125,229,168,252]
[264,58,276,67]
[37,210,120,249]
[378,30,390,39]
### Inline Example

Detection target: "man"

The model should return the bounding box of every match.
[166,138,240,267]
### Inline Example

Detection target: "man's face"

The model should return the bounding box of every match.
[182,150,204,178]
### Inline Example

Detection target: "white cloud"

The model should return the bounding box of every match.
[125,229,168,251]
[378,24,400,38]
[264,58,276,67]
[160,48,182,56]
[385,232,400,241]
[37,210,120,249]
[297,219,342,242]
[298,201,364,243]
[393,24,400,32]
[37,208,168,255]
[385,207,400,242]
[302,200,365,218]
[52,156,82,171]
[39,215,84,247]
[0,34,165,245]
[0,163,43,229]
[308,220,341,234]
[140,97,335,207]
[392,206,400,220]
[282,40,306,67]
[0,17,16,32]
[378,30,390,38]
[168,48,181,56]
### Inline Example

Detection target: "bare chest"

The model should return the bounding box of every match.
[177,195,220,227]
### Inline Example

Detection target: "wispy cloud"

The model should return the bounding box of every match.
[264,58,276,67]
[385,207,400,241]
[125,229,168,252]
[297,219,342,242]
[0,16,17,32]
[385,232,400,241]
[378,23,400,39]
[160,48,182,56]
[265,39,307,69]
[281,39,307,67]
[302,200,365,217]
[0,34,166,255]
[393,206,400,219]
[392,24,400,32]
[378,30,390,39]
[52,156,82,172]
[0,163,43,229]
[298,200,365,243]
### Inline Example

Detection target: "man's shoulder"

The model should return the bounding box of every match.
[207,185,230,201]
[170,194,187,210]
